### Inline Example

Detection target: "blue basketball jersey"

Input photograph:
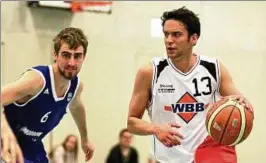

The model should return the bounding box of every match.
[4,65,79,162]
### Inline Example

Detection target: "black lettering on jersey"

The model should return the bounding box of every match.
[192,77,212,97]
[156,59,168,83]
[200,60,217,82]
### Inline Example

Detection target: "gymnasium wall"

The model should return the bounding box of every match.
[1,1,266,163]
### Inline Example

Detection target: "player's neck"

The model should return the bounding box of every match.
[170,53,197,73]
[52,65,70,88]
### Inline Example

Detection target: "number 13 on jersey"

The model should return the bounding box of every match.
[192,76,212,97]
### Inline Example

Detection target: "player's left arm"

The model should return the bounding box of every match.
[219,61,253,111]
[68,81,94,161]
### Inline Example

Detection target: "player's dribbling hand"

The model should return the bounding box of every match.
[81,140,94,162]
[1,113,24,163]
[154,122,184,148]
[223,95,254,112]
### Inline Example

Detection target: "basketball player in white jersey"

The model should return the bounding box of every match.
[127,6,253,163]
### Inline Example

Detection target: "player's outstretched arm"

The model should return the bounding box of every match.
[69,82,94,162]
[219,61,253,111]
[1,70,44,163]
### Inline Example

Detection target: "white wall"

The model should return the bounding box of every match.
[1,1,266,163]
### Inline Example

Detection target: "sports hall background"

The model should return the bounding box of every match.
[1,1,266,163]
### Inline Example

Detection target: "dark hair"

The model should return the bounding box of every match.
[161,6,201,38]
[119,128,130,138]
[53,27,88,55]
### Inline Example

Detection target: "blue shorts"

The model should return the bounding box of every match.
[18,139,48,163]
[1,158,48,163]
[24,159,48,163]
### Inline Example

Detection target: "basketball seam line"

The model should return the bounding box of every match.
[209,105,229,142]
[231,103,246,146]
[219,101,237,144]
[241,110,247,142]
[207,99,236,143]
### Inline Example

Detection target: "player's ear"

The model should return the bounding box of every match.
[190,33,198,46]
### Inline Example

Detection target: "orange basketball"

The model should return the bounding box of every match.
[205,97,254,146]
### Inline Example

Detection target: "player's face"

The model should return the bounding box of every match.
[65,136,77,152]
[54,43,85,80]
[120,131,132,148]
[163,19,197,59]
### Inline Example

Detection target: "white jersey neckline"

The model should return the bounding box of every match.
[166,54,200,76]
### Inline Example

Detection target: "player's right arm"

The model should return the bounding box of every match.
[127,63,154,135]
[1,70,44,163]
[127,63,183,147]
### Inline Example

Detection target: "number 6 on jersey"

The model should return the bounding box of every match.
[40,111,52,123]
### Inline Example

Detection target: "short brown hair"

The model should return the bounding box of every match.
[53,27,88,55]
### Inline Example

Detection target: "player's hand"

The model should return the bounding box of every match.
[223,95,254,112]
[81,140,94,162]
[1,113,24,163]
[154,122,184,148]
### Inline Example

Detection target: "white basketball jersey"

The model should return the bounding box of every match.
[148,54,221,163]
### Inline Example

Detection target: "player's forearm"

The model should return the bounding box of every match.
[70,107,89,142]
[127,117,156,135]
[220,84,243,97]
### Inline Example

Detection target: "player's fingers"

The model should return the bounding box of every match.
[238,96,254,113]
[245,104,254,114]
[238,97,245,104]
[85,150,94,161]
[167,135,181,146]
[227,95,239,101]
[170,129,184,139]
[85,153,92,161]
[239,98,251,111]
[2,151,11,163]
[163,140,173,148]
[9,141,16,163]
[173,131,184,140]
[243,100,249,108]
[242,99,252,111]
[237,96,248,105]
[248,105,254,112]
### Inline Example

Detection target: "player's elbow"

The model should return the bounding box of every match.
[127,116,136,133]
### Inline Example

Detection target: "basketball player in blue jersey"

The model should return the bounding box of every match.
[1,27,94,163]
[127,7,253,163]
